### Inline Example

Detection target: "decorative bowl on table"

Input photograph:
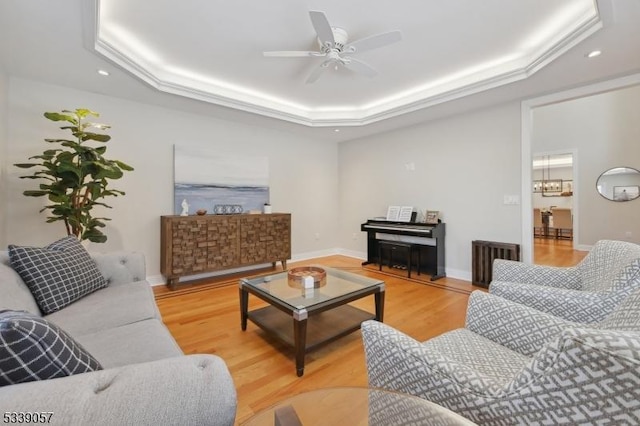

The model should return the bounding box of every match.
[287,266,327,288]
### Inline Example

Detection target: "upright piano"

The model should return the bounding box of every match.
[360,219,446,280]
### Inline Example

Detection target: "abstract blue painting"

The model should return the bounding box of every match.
[173,146,269,215]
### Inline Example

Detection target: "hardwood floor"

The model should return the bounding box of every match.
[154,242,586,424]
[534,237,587,266]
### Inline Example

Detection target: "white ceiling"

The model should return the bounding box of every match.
[1,0,640,142]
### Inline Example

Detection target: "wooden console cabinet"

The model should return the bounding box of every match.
[161,213,291,289]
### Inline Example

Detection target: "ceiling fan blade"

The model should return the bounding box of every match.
[309,11,335,48]
[343,57,378,78]
[263,51,324,58]
[344,30,402,54]
[306,61,330,84]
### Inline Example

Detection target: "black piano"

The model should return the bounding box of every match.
[360,219,446,280]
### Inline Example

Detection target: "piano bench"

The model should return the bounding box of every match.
[378,240,420,279]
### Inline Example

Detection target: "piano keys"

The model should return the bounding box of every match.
[360,219,446,280]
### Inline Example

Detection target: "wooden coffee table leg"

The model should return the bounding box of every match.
[293,318,308,377]
[240,288,249,331]
[375,289,385,322]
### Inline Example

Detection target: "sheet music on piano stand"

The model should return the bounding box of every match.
[386,206,400,221]
[398,206,413,222]
[386,206,413,222]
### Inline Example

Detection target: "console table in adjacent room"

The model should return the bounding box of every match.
[161,213,291,289]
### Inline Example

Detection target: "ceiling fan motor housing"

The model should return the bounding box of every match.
[320,27,348,52]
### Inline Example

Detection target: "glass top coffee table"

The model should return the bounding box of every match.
[242,387,476,425]
[240,265,385,376]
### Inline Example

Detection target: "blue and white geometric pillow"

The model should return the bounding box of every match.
[0,310,102,386]
[8,236,107,314]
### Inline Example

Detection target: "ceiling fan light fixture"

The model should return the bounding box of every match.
[264,11,402,84]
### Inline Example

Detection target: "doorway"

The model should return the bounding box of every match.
[532,152,576,263]
[520,73,640,264]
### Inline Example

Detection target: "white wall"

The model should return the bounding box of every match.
[5,77,638,284]
[532,84,640,245]
[0,70,7,245]
[4,78,340,281]
[338,102,522,280]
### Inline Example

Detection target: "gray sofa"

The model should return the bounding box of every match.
[0,250,237,426]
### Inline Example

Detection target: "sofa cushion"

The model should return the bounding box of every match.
[76,319,183,369]
[0,310,102,386]
[422,328,530,388]
[579,240,640,292]
[599,288,640,331]
[45,280,160,336]
[0,254,41,315]
[8,236,107,314]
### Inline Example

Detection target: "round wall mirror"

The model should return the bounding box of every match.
[596,167,640,202]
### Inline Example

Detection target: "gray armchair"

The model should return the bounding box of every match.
[490,239,640,323]
[362,290,640,425]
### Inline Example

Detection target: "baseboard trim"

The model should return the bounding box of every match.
[147,248,472,286]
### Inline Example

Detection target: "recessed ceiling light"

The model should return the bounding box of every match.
[334,129,340,132]
[586,50,601,58]
[97,69,110,76]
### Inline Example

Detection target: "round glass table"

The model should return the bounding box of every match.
[242,387,476,425]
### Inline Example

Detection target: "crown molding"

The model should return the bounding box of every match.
[85,0,602,127]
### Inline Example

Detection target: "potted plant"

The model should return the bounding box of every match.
[14,108,133,243]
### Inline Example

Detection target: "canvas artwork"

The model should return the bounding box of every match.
[173,146,269,215]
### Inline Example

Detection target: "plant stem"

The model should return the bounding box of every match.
[81,185,91,208]
[74,114,85,238]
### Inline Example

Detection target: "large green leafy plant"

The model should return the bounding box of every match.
[15,108,133,243]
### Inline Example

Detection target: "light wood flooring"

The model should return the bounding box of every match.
[534,238,587,266]
[154,241,587,424]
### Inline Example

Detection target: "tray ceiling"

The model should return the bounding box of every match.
[90,0,601,126]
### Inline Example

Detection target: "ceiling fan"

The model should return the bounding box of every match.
[263,11,402,84]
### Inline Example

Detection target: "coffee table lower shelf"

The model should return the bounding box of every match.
[247,304,375,374]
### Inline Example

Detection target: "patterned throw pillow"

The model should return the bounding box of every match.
[0,310,102,386]
[8,236,108,314]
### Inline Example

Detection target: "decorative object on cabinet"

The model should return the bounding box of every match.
[173,145,269,214]
[161,213,291,289]
[213,204,243,214]
[180,199,190,216]
[424,210,439,225]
